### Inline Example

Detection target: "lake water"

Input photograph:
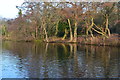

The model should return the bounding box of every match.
[1,41,120,78]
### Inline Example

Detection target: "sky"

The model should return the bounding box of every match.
[0,0,24,19]
[0,0,119,19]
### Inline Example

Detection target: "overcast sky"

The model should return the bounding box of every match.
[0,0,24,19]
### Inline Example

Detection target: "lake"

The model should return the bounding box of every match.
[1,41,120,78]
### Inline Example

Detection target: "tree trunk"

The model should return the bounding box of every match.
[92,28,108,38]
[55,21,59,36]
[68,19,73,42]
[62,29,67,40]
[43,23,49,42]
[86,18,94,37]
[105,16,110,36]
[73,21,77,42]
[35,26,38,38]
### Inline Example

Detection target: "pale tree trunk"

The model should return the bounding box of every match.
[86,18,94,37]
[68,19,73,42]
[43,22,49,42]
[91,18,108,38]
[73,21,77,42]
[105,15,110,36]
[35,26,38,38]
[55,21,59,36]
[62,29,67,40]
[44,27,49,42]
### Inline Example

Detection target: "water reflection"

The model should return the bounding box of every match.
[2,41,120,78]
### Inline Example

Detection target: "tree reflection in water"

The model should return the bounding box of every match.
[2,41,120,78]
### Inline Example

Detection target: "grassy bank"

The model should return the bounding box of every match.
[2,34,120,47]
[48,34,120,47]
[78,34,120,47]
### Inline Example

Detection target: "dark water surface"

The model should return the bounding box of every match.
[1,41,120,78]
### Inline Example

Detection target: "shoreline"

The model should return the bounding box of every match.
[2,34,120,47]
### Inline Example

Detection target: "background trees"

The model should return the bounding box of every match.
[1,2,119,42]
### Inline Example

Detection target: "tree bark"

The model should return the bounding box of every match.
[86,18,94,37]
[68,19,73,42]
[55,21,59,36]
[62,29,67,40]
[35,26,38,38]
[73,21,77,42]
[105,15,111,36]
[43,22,49,42]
